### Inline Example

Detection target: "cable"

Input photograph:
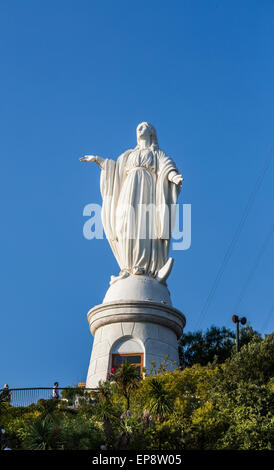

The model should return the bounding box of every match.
[195,150,273,329]
[261,305,274,333]
[232,220,274,316]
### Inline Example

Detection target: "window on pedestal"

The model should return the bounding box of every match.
[112,353,144,375]
[110,337,144,376]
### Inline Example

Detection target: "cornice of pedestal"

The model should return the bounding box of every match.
[87,300,186,339]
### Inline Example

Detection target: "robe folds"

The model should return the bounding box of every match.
[100,147,181,278]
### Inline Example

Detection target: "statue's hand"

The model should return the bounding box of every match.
[172,174,184,186]
[79,155,97,163]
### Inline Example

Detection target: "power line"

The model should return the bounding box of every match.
[195,150,273,329]
[261,305,274,333]
[231,220,274,317]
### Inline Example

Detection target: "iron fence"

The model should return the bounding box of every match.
[0,387,96,408]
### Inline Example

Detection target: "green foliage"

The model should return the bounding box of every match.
[144,378,175,421]
[59,415,104,450]
[145,355,177,375]
[136,421,183,450]
[61,386,84,400]
[1,327,273,450]
[23,415,64,450]
[178,326,235,367]
[224,332,274,386]
[92,380,122,449]
[178,325,261,368]
[36,398,60,418]
[114,361,141,410]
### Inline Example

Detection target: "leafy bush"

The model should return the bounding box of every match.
[1,329,273,450]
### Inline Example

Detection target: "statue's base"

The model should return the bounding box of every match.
[85,276,186,388]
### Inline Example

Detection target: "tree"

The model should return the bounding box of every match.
[36,398,59,418]
[221,332,274,387]
[178,326,235,368]
[60,414,104,450]
[1,328,272,451]
[93,380,119,447]
[145,378,174,422]
[180,334,274,450]
[23,415,64,450]
[178,325,262,368]
[239,324,262,347]
[114,362,141,411]
[142,377,177,450]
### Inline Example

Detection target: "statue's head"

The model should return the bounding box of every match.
[136,122,159,149]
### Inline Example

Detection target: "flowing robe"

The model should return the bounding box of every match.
[100,147,181,278]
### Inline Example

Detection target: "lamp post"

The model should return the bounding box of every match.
[232,315,247,352]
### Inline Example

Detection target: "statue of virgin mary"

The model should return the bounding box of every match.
[80,122,183,284]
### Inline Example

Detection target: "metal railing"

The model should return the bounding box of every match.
[0,388,96,408]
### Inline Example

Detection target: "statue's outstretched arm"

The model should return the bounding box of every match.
[168,169,184,186]
[79,155,106,169]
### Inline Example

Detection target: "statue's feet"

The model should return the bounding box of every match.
[132,266,145,275]
[109,266,155,285]
[109,270,130,285]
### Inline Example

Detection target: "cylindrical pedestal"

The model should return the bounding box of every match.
[86,275,186,388]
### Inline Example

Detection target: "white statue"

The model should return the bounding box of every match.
[80,122,183,284]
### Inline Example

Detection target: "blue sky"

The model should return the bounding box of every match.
[0,0,273,388]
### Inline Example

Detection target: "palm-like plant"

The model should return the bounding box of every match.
[36,398,59,418]
[96,379,113,401]
[114,361,141,411]
[146,378,174,422]
[23,415,64,450]
[93,380,118,446]
[117,416,134,450]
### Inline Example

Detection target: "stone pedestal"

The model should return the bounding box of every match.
[86,275,186,388]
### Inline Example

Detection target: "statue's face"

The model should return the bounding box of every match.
[137,122,151,139]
